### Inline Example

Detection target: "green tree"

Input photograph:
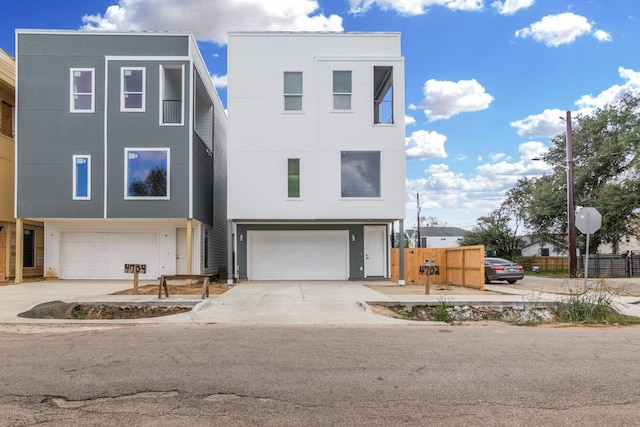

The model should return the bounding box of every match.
[518,94,640,253]
[459,206,524,258]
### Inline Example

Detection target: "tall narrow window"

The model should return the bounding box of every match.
[70,68,95,112]
[373,66,393,124]
[333,71,352,110]
[23,229,35,268]
[73,155,91,200]
[341,151,381,197]
[161,65,184,125]
[288,158,300,198]
[284,72,302,111]
[121,67,145,111]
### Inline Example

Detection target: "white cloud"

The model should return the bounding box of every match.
[593,29,612,42]
[489,152,506,162]
[349,0,483,15]
[417,79,494,121]
[575,67,640,109]
[510,108,566,137]
[81,0,344,45]
[405,130,448,160]
[515,12,604,47]
[405,115,416,126]
[513,67,640,138]
[491,0,534,15]
[407,141,549,225]
[211,74,227,88]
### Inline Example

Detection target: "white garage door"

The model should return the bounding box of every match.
[60,231,158,279]
[248,230,349,280]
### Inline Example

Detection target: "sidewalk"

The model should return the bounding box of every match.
[0,277,639,326]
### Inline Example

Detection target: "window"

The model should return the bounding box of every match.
[125,148,170,199]
[341,151,381,198]
[333,71,352,110]
[23,229,35,268]
[70,68,94,112]
[284,72,302,111]
[373,66,393,124]
[73,155,91,200]
[288,158,300,198]
[161,65,184,125]
[121,67,145,111]
[1,101,13,137]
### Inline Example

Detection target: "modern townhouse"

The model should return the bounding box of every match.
[227,32,406,281]
[15,30,227,280]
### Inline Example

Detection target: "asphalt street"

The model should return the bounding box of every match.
[1,324,640,425]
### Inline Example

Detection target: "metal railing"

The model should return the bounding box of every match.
[163,100,182,124]
[374,100,393,125]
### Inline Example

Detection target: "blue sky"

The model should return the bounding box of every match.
[3,0,640,229]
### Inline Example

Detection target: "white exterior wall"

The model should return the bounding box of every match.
[227,33,405,221]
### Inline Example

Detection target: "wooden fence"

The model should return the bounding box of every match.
[529,256,568,271]
[390,246,485,289]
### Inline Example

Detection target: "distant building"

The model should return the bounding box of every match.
[406,227,466,248]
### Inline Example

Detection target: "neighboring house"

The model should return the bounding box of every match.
[0,48,44,282]
[520,236,567,257]
[227,32,406,280]
[15,31,227,280]
[406,227,466,248]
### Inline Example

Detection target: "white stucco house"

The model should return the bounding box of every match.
[227,32,406,281]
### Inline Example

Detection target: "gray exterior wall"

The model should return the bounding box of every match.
[16,31,228,275]
[16,32,196,219]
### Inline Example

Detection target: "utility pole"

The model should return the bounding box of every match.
[566,111,578,278]
[416,193,421,248]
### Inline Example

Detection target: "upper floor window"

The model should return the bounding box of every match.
[288,158,300,198]
[341,151,381,198]
[73,155,91,200]
[161,65,184,125]
[284,72,302,111]
[333,71,352,110]
[125,148,170,200]
[121,67,146,112]
[70,68,94,113]
[373,66,393,124]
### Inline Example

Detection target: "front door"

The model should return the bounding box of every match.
[176,228,188,274]
[364,226,386,277]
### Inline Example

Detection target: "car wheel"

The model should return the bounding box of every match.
[507,279,517,284]
[485,275,490,284]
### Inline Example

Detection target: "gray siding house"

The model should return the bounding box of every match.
[15,30,227,280]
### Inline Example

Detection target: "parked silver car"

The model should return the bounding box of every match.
[484,257,524,284]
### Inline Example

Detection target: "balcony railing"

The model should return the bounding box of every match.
[374,100,393,125]
[163,100,182,124]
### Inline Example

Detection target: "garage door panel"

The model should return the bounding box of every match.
[248,230,348,280]
[60,232,158,279]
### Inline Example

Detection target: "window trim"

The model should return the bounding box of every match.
[287,158,301,199]
[121,67,146,112]
[333,70,352,111]
[124,148,170,200]
[70,68,95,113]
[283,71,303,112]
[72,154,91,200]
